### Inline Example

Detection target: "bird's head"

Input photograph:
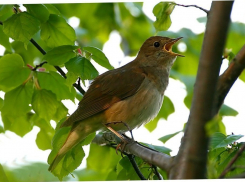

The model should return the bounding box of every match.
[137,36,184,68]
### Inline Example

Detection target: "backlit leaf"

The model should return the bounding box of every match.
[0,54,31,92]
[65,56,99,81]
[24,4,50,23]
[153,2,175,31]
[159,131,182,144]
[43,45,78,66]
[83,46,114,70]
[3,12,40,48]
[0,26,11,51]
[40,14,76,48]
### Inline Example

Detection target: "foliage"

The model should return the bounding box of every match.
[0,2,244,181]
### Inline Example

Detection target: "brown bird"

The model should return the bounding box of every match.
[48,36,183,172]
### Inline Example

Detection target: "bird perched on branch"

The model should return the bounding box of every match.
[48,36,184,172]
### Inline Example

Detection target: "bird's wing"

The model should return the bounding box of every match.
[61,66,145,127]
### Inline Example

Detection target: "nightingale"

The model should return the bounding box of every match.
[48,36,183,172]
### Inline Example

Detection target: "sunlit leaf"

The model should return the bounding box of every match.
[40,14,76,48]
[153,2,175,31]
[219,104,238,117]
[32,89,60,121]
[83,46,114,70]
[37,71,76,101]
[206,116,226,137]
[24,4,50,23]
[0,26,11,51]
[43,45,78,66]
[210,132,243,150]
[65,56,99,81]
[1,83,33,115]
[0,54,31,92]
[3,12,40,48]
[158,131,182,144]
[0,97,3,111]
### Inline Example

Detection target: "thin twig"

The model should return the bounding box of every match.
[32,61,47,71]
[173,3,209,14]
[219,143,245,178]
[127,154,147,180]
[152,165,163,180]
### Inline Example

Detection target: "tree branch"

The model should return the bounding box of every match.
[127,154,146,180]
[214,45,245,113]
[169,1,233,179]
[219,143,245,178]
[173,3,209,14]
[92,133,173,173]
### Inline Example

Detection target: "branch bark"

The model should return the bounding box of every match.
[169,1,234,179]
[93,133,173,173]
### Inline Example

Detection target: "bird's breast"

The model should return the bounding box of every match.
[104,78,164,132]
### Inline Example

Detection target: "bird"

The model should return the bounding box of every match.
[48,36,184,172]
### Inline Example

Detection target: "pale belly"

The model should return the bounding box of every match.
[104,78,164,132]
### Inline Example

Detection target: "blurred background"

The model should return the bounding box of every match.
[1,0,245,181]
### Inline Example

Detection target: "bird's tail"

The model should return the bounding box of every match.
[48,123,90,172]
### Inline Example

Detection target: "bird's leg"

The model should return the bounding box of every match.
[105,122,133,156]
[105,121,134,140]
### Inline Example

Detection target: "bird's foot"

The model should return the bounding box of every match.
[105,121,134,140]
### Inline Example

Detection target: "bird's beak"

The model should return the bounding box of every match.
[163,37,184,57]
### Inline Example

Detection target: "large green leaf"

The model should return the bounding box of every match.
[36,71,76,101]
[153,2,175,31]
[0,54,31,92]
[210,132,244,150]
[0,164,9,182]
[0,97,3,111]
[87,143,121,173]
[3,12,40,48]
[206,116,226,136]
[65,56,99,81]
[0,26,11,51]
[1,112,34,137]
[40,14,76,48]
[1,83,33,115]
[145,96,174,132]
[43,45,78,66]
[0,5,13,21]
[32,89,60,121]
[24,4,50,23]
[83,46,114,70]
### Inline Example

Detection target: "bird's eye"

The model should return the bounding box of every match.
[153,41,160,48]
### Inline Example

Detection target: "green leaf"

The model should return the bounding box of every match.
[1,83,33,115]
[0,5,13,22]
[24,4,50,23]
[80,132,96,146]
[65,56,99,81]
[52,102,68,122]
[83,46,114,70]
[32,89,60,121]
[1,112,33,137]
[0,54,31,92]
[87,143,121,173]
[0,97,3,111]
[145,96,174,132]
[36,127,54,150]
[40,14,76,48]
[50,143,85,180]
[205,116,226,137]
[43,45,78,66]
[153,2,175,31]
[37,71,76,101]
[141,142,172,155]
[0,164,9,182]
[219,104,238,117]
[3,12,40,48]
[0,26,11,51]
[210,132,244,150]
[44,4,61,15]
[158,131,182,144]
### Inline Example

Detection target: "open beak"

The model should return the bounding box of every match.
[163,37,184,57]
